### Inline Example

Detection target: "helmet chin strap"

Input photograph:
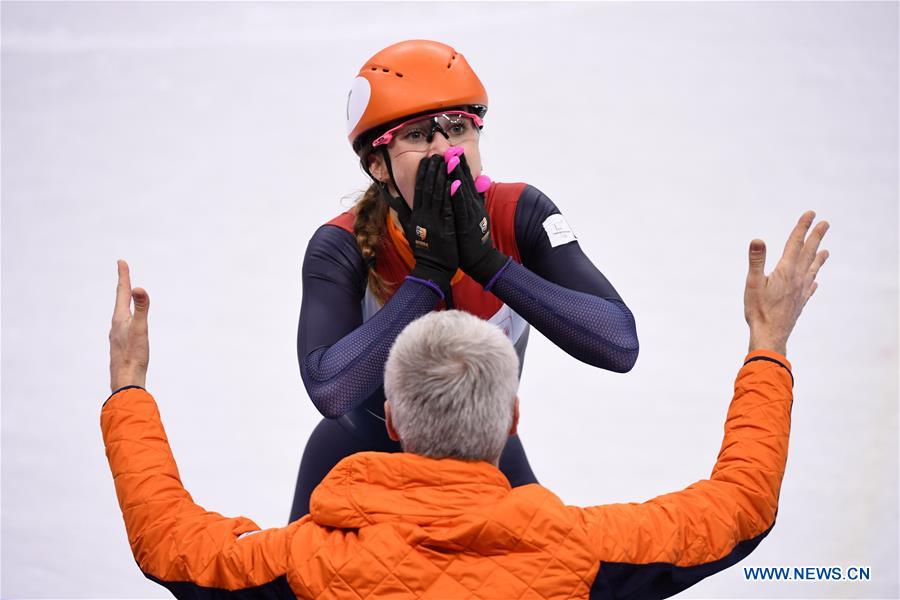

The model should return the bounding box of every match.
[379,146,412,226]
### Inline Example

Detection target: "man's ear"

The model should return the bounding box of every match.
[367,152,389,184]
[508,396,520,437]
[384,401,401,442]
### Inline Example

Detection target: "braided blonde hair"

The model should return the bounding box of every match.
[352,182,394,304]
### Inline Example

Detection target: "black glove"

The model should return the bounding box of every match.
[448,152,509,287]
[405,155,458,300]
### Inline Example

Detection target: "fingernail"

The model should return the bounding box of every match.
[446,156,460,174]
[474,174,491,193]
[450,180,462,196]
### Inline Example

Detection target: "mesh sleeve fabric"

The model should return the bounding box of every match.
[490,261,638,372]
[493,185,638,372]
[297,225,440,418]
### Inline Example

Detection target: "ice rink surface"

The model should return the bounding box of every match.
[2,2,897,598]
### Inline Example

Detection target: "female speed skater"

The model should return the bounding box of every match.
[290,39,640,520]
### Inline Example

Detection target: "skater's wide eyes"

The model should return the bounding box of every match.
[401,128,428,141]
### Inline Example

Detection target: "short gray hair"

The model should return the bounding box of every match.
[384,310,519,463]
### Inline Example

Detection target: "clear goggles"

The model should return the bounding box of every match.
[372,110,484,151]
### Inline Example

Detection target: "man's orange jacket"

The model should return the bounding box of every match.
[102,350,793,599]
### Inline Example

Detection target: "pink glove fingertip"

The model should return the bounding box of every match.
[443,147,464,163]
[446,156,460,174]
[450,180,462,196]
[474,174,492,193]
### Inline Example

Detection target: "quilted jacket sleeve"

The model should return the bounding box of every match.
[101,387,306,598]
[579,350,794,599]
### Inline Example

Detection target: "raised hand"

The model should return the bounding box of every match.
[405,154,458,299]
[109,260,150,392]
[445,149,509,287]
[744,211,830,356]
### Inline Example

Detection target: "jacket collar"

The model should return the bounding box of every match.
[310,452,512,531]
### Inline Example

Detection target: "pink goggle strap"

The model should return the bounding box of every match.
[372,112,484,148]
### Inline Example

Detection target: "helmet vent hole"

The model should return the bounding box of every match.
[395,72,403,78]
[382,68,389,73]
[370,67,377,71]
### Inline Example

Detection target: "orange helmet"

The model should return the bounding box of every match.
[346,40,488,152]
